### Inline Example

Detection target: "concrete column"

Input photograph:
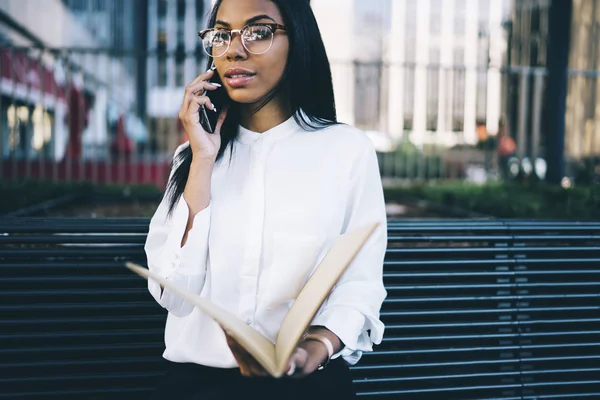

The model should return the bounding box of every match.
[166,0,177,88]
[147,0,157,103]
[311,0,355,125]
[437,0,455,144]
[387,0,406,139]
[411,0,430,146]
[184,0,197,84]
[462,0,478,144]
[486,0,503,136]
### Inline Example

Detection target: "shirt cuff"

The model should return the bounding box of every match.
[311,305,368,360]
[168,196,211,274]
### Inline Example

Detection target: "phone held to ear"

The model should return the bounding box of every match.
[199,63,228,133]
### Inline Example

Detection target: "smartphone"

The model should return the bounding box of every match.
[199,62,228,133]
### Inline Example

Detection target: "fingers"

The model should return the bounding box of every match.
[226,334,253,376]
[181,84,219,116]
[184,69,221,98]
[178,94,211,124]
[188,68,218,90]
[181,69,221,112]
[225,333,269,377]
[190,80,221,97]
[179,68,225,131]
[226,336,247,375]
[287,361,296,376]
[287,348,309,379]
[226,335,251,376]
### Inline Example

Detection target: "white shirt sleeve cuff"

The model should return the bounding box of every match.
[168,196,211,274]
[311,305,369,360]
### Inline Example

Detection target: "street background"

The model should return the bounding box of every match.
[0,0,598,219]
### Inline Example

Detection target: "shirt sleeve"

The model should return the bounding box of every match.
[144,143,211,318]
[311,137,388,365]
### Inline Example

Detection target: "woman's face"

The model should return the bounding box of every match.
[212,0,289,105]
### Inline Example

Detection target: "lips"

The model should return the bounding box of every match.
[227,73,254,78]
[224,68,256,88]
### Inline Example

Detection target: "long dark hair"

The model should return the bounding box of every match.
[166,0,339,214]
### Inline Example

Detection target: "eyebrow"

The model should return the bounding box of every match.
[215,14,277,27]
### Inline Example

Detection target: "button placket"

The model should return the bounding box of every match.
[238,140,268,324]
[171,251,181,267]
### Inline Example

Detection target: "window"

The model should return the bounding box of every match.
[430,0,442,36]
[3,102,53,160]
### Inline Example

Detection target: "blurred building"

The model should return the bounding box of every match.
[60,0,148,160]
[2,0,597,185]
[566,0,600,160]
[502,0,550,163]
[62,0,213,156]
[0,0,91,163]
[0,0,214,168]
[146,0,212,154]
[388,0,508,147]
[507,0,600,177]
[311,0,356,127]
[0,0,143,164]
[312,0,510,149]
[61,0,216,157]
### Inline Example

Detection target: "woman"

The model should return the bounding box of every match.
[145,0,387,398]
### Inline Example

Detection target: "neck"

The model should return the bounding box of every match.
[239,93,293,133]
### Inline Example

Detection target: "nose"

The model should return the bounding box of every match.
[226,31,248,61]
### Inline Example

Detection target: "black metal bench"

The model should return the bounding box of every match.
[1,218,599,399]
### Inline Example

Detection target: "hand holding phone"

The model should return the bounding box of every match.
[178,65,229,161]
[200,63,229,134]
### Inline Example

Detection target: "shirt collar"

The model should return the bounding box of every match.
[237,114,299,144]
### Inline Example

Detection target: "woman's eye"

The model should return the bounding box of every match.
[245,27,270,41]
[213,32,228,46]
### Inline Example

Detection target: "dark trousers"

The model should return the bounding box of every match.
[153,358,357,400]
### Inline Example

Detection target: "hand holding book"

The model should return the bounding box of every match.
[225,333,271,376]
[287,328,340,377]
[125,222,379,378]
[227,327,340,377]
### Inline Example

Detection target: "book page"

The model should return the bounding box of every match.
[274,223,379,371]
[125,263,279,376]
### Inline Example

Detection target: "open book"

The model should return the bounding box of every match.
[125,222,378,378]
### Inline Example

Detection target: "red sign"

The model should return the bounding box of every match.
[0,48,66,103]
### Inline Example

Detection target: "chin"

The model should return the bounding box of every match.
[227,88,269,105]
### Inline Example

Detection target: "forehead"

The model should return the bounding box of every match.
[216,0,283,25]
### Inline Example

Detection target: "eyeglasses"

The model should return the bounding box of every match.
[198,23,287,58]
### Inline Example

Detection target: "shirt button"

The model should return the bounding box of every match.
[246,318,252,325]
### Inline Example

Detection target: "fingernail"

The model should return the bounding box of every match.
[211,83,222,87]
[287,363,296,376]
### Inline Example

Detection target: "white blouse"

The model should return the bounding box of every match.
[145,115,388,368]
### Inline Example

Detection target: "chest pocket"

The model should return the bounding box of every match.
[262,232,324,309]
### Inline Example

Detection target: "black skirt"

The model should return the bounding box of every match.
[152,358,357,400]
